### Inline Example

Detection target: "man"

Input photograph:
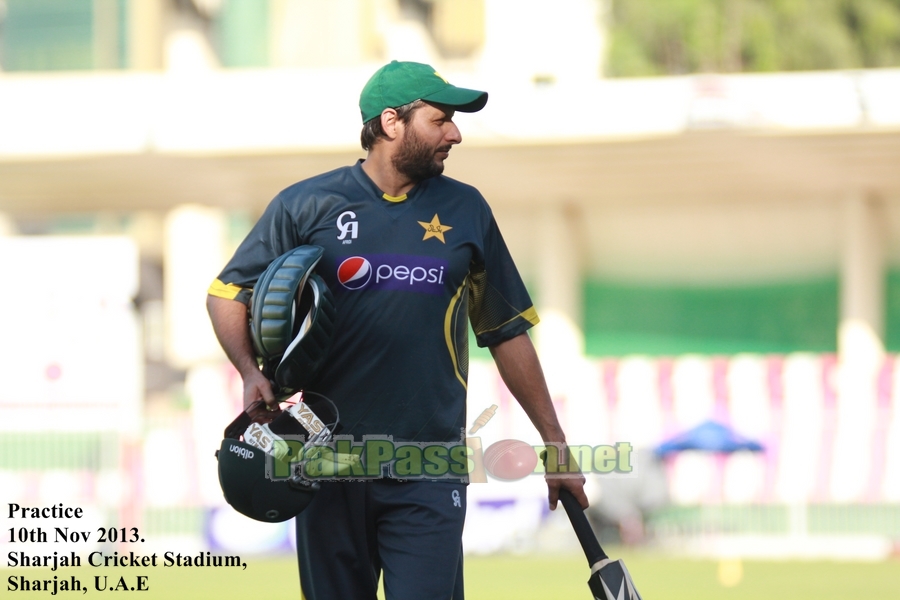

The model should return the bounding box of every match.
[207,60,587,600]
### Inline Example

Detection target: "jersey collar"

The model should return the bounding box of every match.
[352,159,429,204]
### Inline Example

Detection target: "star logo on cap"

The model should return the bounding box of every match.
[418,214,453,243]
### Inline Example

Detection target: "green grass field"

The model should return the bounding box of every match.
[4,551,899,599]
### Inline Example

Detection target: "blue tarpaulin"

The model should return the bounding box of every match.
[655,420,764,456]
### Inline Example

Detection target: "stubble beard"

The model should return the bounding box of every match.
[392,125,449,183]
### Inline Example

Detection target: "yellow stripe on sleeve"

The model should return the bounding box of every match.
[520,306,540,326]
[443,281,468,391]
[207,279,245,300]
[474,306,540,336]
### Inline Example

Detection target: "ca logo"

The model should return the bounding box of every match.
[336,211,358,243]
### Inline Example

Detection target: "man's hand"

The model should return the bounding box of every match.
[542,446,590,510]
[242,367,276,410]
[546,472,589,511]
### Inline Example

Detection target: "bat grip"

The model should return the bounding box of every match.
[559,488,609,566]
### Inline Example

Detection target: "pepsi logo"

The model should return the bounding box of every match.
[336,254,448,294]
[337,256,372,290]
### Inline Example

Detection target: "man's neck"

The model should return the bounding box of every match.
[361,154,416,198]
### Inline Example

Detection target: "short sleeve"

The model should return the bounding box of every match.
[207,194,300,305]
[468,215,539,347]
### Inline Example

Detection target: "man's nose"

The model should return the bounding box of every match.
[446,122,462,145]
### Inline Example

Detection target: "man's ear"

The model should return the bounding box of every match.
[380,108,401,140]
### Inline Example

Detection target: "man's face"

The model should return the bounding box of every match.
[392,103,462,182]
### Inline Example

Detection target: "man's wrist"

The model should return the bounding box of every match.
[541,443,584,477]
[236,360,264,380]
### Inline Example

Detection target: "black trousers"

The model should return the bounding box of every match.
[295,479,467,600]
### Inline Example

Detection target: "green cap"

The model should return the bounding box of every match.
[359,60,488,123]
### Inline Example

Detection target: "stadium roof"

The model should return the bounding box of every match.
[1,67,899,214]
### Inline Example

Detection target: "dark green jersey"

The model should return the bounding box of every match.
[210,161,538,443]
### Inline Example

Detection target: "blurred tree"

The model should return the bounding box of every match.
[606,0,900,76]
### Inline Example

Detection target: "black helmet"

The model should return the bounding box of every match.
[216,395,340,523]
[216,437,318,523]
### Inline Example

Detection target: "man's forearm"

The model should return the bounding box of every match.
[206,294,259,377]
[491,332,588,509]
[489,333,566,444]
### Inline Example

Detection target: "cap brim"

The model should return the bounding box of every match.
[421,86,488,113]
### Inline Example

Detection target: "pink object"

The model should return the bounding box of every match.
[483,439,538,481]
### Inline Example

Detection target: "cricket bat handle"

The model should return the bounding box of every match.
[559,488,609,567]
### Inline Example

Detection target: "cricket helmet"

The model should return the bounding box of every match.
[216,436,318,523]
[216,396,340,523]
